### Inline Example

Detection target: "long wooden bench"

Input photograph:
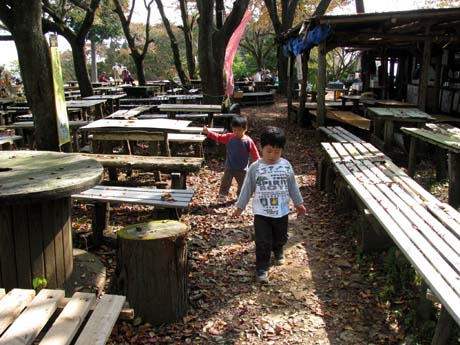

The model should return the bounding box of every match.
[0,135,22,150]
[311,109,370,131]
[0,288,130,345]
[319,129,460,344]
[79,153,203,188]
[72,185,194,245]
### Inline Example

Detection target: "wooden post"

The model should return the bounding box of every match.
[418,25,432,112]
[287,55,295,120]
[448,153,460,209]
[116,220,188,325]
[431,307,454,345]
[381,50,388,99]
[408,137,418,177]
[317,43,327,127]
[298,50,311,126]
[92,202,110,246]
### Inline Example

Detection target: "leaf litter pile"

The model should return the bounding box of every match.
[72,99,433,344]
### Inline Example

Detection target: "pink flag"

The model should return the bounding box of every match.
[224,11,251,95]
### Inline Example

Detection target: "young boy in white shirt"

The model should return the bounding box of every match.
[233,126,306,283]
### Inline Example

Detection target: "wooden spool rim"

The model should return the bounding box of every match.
[118,220,188,240]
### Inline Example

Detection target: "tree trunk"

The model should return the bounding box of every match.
[71,41,93,98]
[115,220,188,325]
[355,0,365,13]
[132,55,146,86]
[5,1,59,151]
[156,0,189,87]
[277,46,288,94]
[91,38,97,82]
[179,0,196,79]
[197,0,249,105]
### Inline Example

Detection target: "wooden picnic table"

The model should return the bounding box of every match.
[157,103,222,126]
[401,123,460,207]
[66,99,107,120]
[83,93,127,113]
[122,85,157,98]
[373,99,418,108]
[340,94,375,113]
[367,107,434,150]
[0,151,103,290]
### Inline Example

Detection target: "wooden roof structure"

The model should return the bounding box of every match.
[281,7,460,50]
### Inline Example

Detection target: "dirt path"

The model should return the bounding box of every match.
[85,100,408,344]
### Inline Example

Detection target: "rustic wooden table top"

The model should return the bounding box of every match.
[367,107,434,120]
[0,150,103,203]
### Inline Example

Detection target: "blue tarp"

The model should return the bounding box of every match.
[283,24,332,57]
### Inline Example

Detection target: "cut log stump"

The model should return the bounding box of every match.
[115,220,188,325]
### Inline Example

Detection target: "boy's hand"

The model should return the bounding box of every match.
[202,126,208,135]
[233,208,243,217]
[295,204,307,217]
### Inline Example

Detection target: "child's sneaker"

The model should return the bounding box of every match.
[256,270,269,283]
[274,251,285,266]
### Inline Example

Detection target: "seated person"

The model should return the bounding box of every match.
[98,72,108,82]
[121,69,135,85]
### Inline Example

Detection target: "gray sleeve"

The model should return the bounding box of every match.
[235,162,257,210]
[288,163,303,206]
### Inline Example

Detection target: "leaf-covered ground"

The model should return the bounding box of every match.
[72,99,444,344]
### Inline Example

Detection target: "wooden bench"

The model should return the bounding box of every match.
[72,185,195,245]
[0,288,130,345]
[0,135,22,150]
[79,153,203,188]
[317,126,389,191]
[168,133,206,157]
[319,137,460,344]
[311,109,370,131]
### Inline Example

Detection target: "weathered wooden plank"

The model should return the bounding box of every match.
[74,294,125,345]
[73,186,194,208]
[79,153,203,172]
[0,289,35,335]
[0,207,17,290]
[39,292,96,345]
[92,131,166,142]
[0,289,64,345]
[12,206,32,288]
[167,133,206,143]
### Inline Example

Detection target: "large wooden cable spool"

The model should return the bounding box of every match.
[115,220,188,325]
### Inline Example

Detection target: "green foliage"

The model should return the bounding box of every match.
[32,277,47,291]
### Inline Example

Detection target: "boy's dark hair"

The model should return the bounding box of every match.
[231,115,248,129]
[260,126,286,148]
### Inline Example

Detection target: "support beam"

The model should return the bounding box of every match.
[317,42,327,127]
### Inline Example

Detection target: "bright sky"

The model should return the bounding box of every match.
[0,0,431,67]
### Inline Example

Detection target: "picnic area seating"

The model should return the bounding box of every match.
[79,153,203,188]
[0,135,22,150]
[72,186,194,245]
[318,126,460,344]
[310,109,371,132]
[0,288,131,345]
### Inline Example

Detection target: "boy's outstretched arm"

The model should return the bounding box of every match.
[202,125,209,135]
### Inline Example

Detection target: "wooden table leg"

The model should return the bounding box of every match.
[448,152,460,208]
[408,136,417,177]
[383,120,394,151]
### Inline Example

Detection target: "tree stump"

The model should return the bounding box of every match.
[115,220,188,325]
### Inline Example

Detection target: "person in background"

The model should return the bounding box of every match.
[254,68,263,82]
[112,63,121,81]
[98,72,108,83]
[121,69,135,85]
[233,126,306,283]
[202,115,260,203]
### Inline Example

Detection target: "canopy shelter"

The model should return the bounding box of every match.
[279,7,460,126]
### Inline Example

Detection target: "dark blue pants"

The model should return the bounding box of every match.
[254,214,289,271]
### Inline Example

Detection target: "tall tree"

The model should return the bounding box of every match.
[263,0,300,94]
[112,0,155,86]
[0,0,59,150]
[42,0,101,97]
[178,0,197,79]
[355,0,364,13]
[197,0,250,104]
[240,24,275,69]
[155,0,189,86]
